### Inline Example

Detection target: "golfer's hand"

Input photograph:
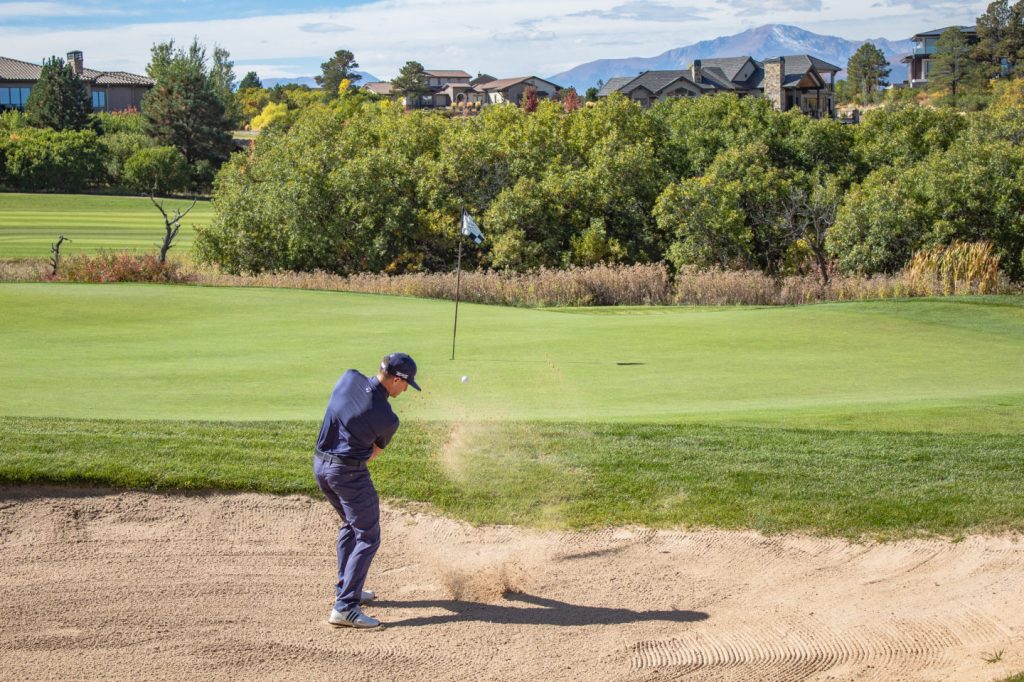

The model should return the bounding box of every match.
[369,444,383,462]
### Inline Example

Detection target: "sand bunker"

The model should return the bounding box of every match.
[1,485,1022,680]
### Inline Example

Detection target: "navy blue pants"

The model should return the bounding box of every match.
[313,457,381,612]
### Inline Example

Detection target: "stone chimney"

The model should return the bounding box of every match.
[67,51,84,76]
[763,57,784,111]
[690,59,702,83]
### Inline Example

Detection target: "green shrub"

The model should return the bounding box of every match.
[0,109,28,132]
[3,127,104,191]
[122,146,191,195]
[92,110,145,135]
[190,158,219,193]
[99,131,154,186]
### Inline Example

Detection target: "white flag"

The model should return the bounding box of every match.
[461,211,484,245]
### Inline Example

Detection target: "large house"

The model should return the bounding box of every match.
[363,69,561,109]
[901,26,979,88]
[598,54,841,118]
[0,51,153,112]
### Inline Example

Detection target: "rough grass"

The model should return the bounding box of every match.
[2,417,1022,538]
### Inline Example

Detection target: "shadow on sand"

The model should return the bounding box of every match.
[377,592,709,628]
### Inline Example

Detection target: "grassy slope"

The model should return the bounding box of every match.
[1,284,1022,429]
[0,193,212,258]
[1,284,1022,536]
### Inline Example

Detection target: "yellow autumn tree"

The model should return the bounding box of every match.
[249,101,288,131]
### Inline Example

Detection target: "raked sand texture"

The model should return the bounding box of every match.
[1,486,1022,681]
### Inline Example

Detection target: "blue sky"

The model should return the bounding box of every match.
[1,0,988,81]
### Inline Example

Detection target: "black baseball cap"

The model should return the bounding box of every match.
[381,352,421,391]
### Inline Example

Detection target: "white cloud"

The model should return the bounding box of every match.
[231,63,311,79]
[571,1,708,22]
[721,0,822,14]
[299,22,355,33]
[0,1,130,17]
[491,20,557,42]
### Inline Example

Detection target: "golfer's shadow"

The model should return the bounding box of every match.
[376,592,709,628]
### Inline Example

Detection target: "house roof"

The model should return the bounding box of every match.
[94,71,154,86]
[425,70,471,78]
[782,54,841,75]
[471,73,496,86]
[0,55,153,86]
[911,26,977,39]
[698,57,754,82]
[478,75,561,91]
[362,81,393,95]
[621,70,696,95]
[597,76,635,97]
[697,66,741,90]
[477,76,531,90]
[0,56,43,81]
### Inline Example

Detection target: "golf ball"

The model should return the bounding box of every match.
[461,375,469,383]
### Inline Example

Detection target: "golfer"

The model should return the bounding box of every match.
[314,352,420,628]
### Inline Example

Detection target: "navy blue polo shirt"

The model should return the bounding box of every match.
[315,370,399,461]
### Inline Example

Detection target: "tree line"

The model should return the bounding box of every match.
[196,84,1024,282]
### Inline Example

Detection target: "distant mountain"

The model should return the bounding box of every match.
[261,70,380,89]
[550,24,912,92]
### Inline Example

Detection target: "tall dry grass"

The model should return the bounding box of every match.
[195,263,673,307]
[2,242,1017,306]
[0,259,49,282]
[905,241,1004,296]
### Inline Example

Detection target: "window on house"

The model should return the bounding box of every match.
[0,87,33,109]
[91,91,106,110]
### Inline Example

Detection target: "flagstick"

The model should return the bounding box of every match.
[451,212,464,361]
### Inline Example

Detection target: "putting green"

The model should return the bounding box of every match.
[0,193,212,258]
[1,283,1022,432]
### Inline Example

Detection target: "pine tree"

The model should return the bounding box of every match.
[846,43,891,103]
[316,50,361,99]
[142,40,233,164]
[931,28,982,100]
[391,61,429,109]
[238,72,262,90]
[210,46,240,126]
[24,56,91,131]
[975,0,1024,76]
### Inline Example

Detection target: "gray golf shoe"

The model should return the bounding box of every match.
[360,589,376,603]
[329,606,380,629]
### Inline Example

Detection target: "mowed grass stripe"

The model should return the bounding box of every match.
[0,193,211,257]
[1,284,1022,430]
[1,416,1021,537]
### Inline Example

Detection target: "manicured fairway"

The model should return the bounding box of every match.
[1,284,1022,429]
[0,193,212,258]
[1,283,1022,535]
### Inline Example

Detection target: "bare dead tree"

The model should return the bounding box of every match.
[781,180,841,284]
[50,234,70,278]
[150,194,198,264]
